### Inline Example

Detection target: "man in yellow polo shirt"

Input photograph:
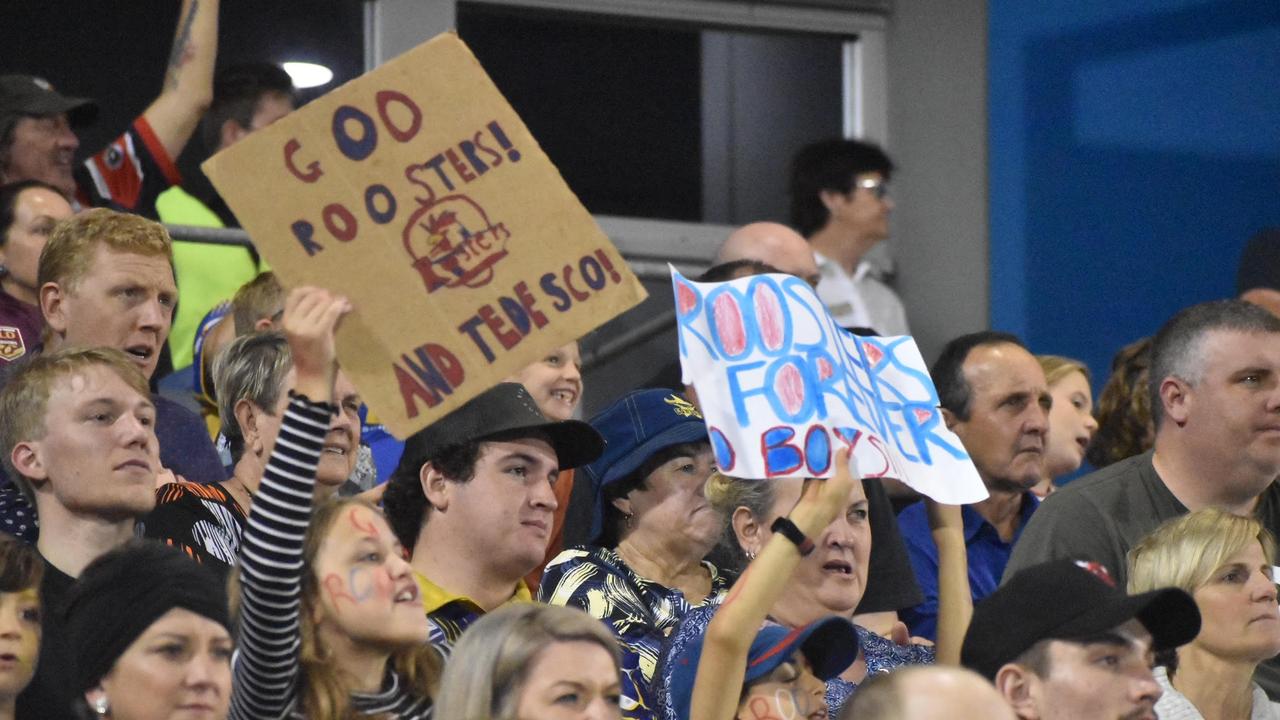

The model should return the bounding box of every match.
[382,382,604,652]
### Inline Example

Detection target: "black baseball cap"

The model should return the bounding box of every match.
[962,559,1200,680]
[0,74,98,137]
[393,382,604,476]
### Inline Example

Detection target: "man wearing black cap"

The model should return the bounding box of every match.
[963,559,1200,720]
[0,0,218,218]
[382,381,605,652]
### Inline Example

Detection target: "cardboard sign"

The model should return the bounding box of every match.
[203,33,646,438]
[673,268,986,504]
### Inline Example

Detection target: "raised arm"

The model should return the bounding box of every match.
[230,287,349,720]
[690,453,857,720]
[925,499,970,665]
[143,0,219,160]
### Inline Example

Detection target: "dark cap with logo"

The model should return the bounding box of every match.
[962,558,1201,680]
[392,381,605,476]
[0,74,98,138]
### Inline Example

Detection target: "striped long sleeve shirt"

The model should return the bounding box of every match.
[229,396,433,719]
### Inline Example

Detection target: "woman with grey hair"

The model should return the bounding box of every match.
[435,604,623,720]
[142,330,363,575]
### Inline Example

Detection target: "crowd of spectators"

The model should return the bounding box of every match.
[3,4,1280,719]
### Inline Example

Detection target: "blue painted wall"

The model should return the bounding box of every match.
[989,0,1280,382]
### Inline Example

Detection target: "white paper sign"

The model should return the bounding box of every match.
[673,268,986,504]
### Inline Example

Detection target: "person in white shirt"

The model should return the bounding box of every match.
[789,139,909,335]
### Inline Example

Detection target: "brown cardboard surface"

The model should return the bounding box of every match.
[204,32,646,439]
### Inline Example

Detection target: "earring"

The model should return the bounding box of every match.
[746,548,758,561]
[92,695,110,716]
[624,513,633,529]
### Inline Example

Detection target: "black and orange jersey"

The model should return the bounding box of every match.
[73,114,181,219]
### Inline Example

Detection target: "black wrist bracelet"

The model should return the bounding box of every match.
[771,517,815,556]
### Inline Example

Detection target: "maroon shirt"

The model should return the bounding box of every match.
[0,289,42,364]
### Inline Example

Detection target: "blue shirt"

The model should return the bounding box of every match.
[896,492,1040,640]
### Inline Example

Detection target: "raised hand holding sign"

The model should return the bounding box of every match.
[204,33,647,438]
[673,267,985,504]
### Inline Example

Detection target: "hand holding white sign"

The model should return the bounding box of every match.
[672,267,986,504]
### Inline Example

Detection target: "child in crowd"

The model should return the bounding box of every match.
[229,286,440,719]
[0,534,40,720]
[1033,354,1097,497]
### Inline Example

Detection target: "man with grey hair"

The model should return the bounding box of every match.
[897,331,1049,641]
[1005,298,1280,696]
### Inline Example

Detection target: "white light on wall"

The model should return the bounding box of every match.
[282,61,334,89]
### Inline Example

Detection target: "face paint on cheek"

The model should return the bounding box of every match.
[773,689,810,720]
[347,566,375,602]
[373,567,395,600]
[747,697,780,720]
[323,573,357,606]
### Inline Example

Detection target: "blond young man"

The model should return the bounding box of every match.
[0,348,161,719]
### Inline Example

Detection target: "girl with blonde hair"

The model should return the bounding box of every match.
[434,604,622,720]
[1033,355,1097,498]
[230,287,441,719]
[1128,508,1280,719]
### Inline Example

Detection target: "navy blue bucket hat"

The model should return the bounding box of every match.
[582,389,709,542]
